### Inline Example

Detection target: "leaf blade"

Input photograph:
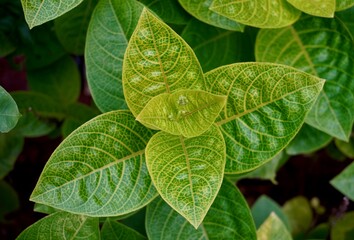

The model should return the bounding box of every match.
[287,0,335,17]
[330,162,354,201]
[0,86,21,133]
[257,213,292,240]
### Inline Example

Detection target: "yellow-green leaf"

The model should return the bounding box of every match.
[336,0,354,11]
[210,0,301,28]
[123,8,205,117]
[257,213,292,240]
[287,0,335,17]
[145,125,226,228]
[331,211,354,240]
[137,90,226,138]
[206,63,325,173]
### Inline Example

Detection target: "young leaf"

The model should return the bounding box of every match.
[178,0,244,31]
[145,125,226,228]
[209,0,301,29]
[85,0,143,112]
[255,16,354,141]
[0,86,21,133]
[336,0,354,11]
[20,0,84,29]
[206,63,325,173]
[330,162,354,201]
[0,133,24,179]
[256,213,292,240]
[30,110,158,216]
[137,90,226,138]
[101,219,146,240]
[16,212,99,240]
[146,179,257,240]
[122,8,206,117]
[331,211,354,240]
[287,0,335,18]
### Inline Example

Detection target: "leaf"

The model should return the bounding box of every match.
[101,219,146,240]
[251,195,290,230]
[210,0,301,29]
[336,6,354,38]
[286,124,332,155]
[85,0,143,112]
[33,203,60,215]
[20,0,84,29]
[335,137,354,158]
[0,31,16,57]
[336,0,354,11]
[0,133,24,179]
[54,0,99,55]
[181,18,249,72]
[255,16,354,141]
[206,63,325,173]
[16,212,100,240]
[331,211,354,240]
[330,162,354,201]
[137,90,226,138]
[0,180,19,221]
[287,0,335,18]
[257,213,292,240]
[146,179,257,240]
[122,8,206,117]
[30,110,158,216]
[27,56,81,106]
[145,125,226,228]
[178,0,244,31]
[0,85,21,133]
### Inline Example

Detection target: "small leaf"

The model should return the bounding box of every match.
[210,0,301,28]
[206,63,325,173]
[178,0,244,31]
[287,0,335,17]
[101,220,146,240]
[146,179,257,239]
[21,0,84,29]
[137,90,226,138]
[85,0,144,112]
[331,211,354,240]
[0,86,21,133]
[257,213,292,240]
[330,162,354,201]
[123,8,206,117]
[255,16,354,141]
[30,110,158,216]
[145,125,226,228]
[336,0,354,11]
[16,212,100,240]
[0,133,24,179]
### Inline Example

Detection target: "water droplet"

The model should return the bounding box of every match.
[177,95,188,105]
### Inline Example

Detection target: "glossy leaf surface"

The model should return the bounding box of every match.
[256,16,354,141]
[336,0,354,11]
[21,0,84,29]
[137,90,226,138]
[146,125,225,228]
[101,219,146,240]
[210,0,301,28]
[330,162,354,201]
[0,86,20,133]
[123,8,205,117]
[178,0,244,31]
[257,213,292,240]
[206,63,324,173]
[287,0,335,17]
[85,0,143,112]
[146,179,257,239]
[0,133,24,179]
[30,111,158,216]
[17,212,99,240]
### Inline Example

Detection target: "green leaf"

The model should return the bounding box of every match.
[206,63,325,173]
[210,0,300,29]
[0,31,16,57]
[33,203,60,215]
[146,179,257,239]
[30,110,158,216]
[27,56,81,106]
[255,16,354,141]
[101,219,146,240]
[0,86,21,133]
[0,133,24,179]
[122,8,206,117]
[54,0,99,55]
[335,137,354,158]
[331,211,354,240]
[336,0,354,11]
[145,125,226,228]
[16,212,100,240]
[286,124,332,155]
[178,0,244,31]
[20,0,84,29]
[336,6,354,38]
[85,0,143,112]
[257,213,292,240]
[137,90,226,138]
[330,162,354,201]
[282,196,313,235]
[251,195,290,230]
[181,18,248,72]
[287,0,335,17]
[0,180,19,222]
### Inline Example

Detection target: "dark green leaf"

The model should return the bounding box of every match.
[0,31,16,57]
[101,220,146,240]
[335,137,354,158]
[0,133,24,179]
[0,86,21,133]
[336,6,354,38]
[0,180,19,221]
